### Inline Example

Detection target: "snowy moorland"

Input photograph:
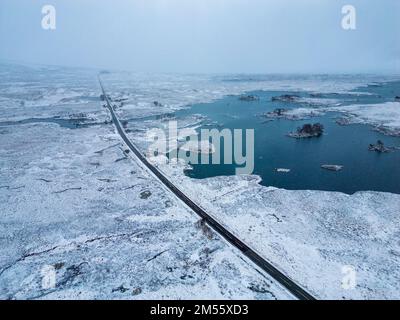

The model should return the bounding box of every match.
[1,63,400,299]
[0,64,293,299]
[0,117,291,300]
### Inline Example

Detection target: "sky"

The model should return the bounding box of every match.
[0,0,399,74]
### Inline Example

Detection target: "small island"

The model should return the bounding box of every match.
[368,140,394,153]
[321,164,344,172]
[271,94,299,102]
[239,95,260,102]
[288,123,324,138]
[265,108,287,118]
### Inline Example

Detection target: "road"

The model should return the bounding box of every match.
[98,76,316,301]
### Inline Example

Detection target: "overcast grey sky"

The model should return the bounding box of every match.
[0,0,399,73]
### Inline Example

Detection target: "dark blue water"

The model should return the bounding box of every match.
[176,81,400,194]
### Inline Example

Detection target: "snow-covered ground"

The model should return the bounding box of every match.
[1,63,400,300]
[0,63,297,299]
[0,121,292,300]
[0,64,102,122]
[326,102,400,136]
[153,162,400,299]
[263,101,400,136]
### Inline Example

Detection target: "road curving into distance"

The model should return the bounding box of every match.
[98,76,316,301]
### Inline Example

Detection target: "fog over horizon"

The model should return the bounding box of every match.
[0,0,399,74]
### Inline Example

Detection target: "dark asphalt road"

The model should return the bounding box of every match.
[98,76,316,301]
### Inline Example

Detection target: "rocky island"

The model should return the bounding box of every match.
[368,140,397,153]
[265,108,287,118]
[288,123,324,138]
[239,95,260,102]
[271,94,300,102]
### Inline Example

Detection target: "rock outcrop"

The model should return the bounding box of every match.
[265,108,287,118]
[271,94,300,102]
[288,123,324,138]
[368,140,392,153]
[239,95,259,102]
